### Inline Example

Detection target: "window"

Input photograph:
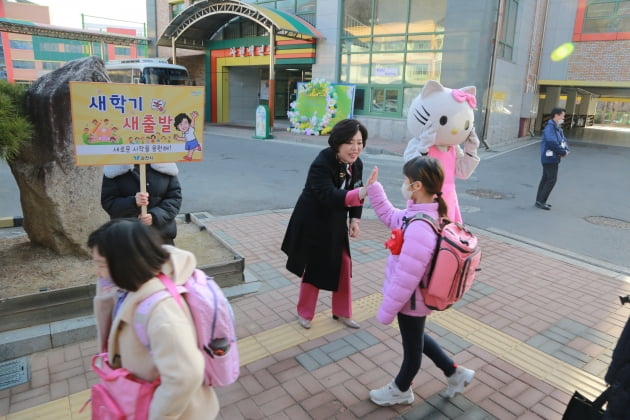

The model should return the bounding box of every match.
[42,61,62,70]
[13,60,36,69]
[65,43,84,53]
[9,40,32,50]
[39,42,60,52]
[583,0,630,33]
[498,0,518,61]
[115,47,131,56]
[170,1,186,19]
[341,0,445,117]
[371,88,399,114]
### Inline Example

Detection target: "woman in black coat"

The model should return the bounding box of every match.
[282,119,368,330]
[101,163,182,244]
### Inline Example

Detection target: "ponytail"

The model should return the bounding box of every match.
[435,192,448,219]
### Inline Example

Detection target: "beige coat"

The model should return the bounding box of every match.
[94,246,219,420]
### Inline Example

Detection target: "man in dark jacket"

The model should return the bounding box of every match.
[101,163,182,244]
[535,107,569,210]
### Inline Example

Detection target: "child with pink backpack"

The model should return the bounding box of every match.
[363,157,475,406]
[88,218,228,420]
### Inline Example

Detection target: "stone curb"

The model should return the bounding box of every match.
[0,217,22,229]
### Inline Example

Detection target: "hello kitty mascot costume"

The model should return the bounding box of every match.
[403,80,480,223]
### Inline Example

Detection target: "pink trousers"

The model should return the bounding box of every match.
[297,249,352,321]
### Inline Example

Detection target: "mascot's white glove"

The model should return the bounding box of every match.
[403,121,438,162]
[456,128,481,179]
[463,128,480,157]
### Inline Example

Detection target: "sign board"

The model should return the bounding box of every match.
[69,82,205,165]
[0,357,29,390]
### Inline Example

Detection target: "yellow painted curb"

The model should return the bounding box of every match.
[429,309,607,399]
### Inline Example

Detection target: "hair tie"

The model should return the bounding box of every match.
[436,192,443,198]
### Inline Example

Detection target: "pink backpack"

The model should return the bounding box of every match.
[134,269,240,387]
[89,353,159,420]
[405,213,481,311]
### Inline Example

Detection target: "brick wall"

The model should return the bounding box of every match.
[568,40,630,81]
[176,54,206,86]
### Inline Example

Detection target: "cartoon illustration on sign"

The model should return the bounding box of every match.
[173,110,202,161]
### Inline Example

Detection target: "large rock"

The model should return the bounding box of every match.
[8,56,110,256]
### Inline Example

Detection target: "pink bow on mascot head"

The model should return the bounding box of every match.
[403,80,481,223]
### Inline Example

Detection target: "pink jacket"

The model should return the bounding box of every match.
[367,182,438,324]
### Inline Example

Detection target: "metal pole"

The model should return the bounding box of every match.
[171,37,176,64]
[268,28,276,128]
[481,0,504,150]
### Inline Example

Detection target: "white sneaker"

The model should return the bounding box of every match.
[440,366,475,398]
[369,380,414,406]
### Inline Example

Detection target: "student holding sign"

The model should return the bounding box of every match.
[101,163,182,244]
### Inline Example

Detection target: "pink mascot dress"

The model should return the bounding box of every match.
[403,80,480,223]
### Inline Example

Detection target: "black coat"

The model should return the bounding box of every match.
[101,164,182,243]
[281,147,363,291]
[604,315,630,419]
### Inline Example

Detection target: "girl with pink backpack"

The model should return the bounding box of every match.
[364,157,475,406]
[89,218,219,420]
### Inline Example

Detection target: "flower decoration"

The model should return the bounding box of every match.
[287,79,337,135]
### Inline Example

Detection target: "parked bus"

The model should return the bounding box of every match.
[105,58,190,85]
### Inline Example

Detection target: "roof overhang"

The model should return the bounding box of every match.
[158,0,322,50]
[0,18,149,46]
[539,80,630,99]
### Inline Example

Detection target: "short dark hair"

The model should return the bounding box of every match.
[550,107,566,118]
[174,113,190,129]
[327,119,368,152]
[87,218,169,291]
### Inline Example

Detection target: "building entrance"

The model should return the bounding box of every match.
[226,66,311,125]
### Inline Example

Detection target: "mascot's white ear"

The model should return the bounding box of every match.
[460,85,477,96]
[421,80,446,98]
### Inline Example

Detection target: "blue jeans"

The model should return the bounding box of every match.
[395,313,456,392]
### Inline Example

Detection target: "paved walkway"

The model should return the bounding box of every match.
[2,207,629,419]
[1,125,629,419]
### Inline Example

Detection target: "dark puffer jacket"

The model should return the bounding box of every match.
[603,315,630,419]
[101,163,182,243]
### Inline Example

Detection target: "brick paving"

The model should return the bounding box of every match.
[1,128,630,419]
[2,209,629,419]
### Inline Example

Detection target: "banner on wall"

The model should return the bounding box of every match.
[287,79,356,136]
[69,82,205,166]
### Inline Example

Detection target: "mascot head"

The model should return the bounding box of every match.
[407,80,476,146]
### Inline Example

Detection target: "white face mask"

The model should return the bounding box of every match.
[401,182,413,201]
[557,119,564,126]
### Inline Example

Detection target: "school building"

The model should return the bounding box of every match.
[0,0,146,85]
[142,0,630,146]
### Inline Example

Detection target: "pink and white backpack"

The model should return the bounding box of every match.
[404,213,481,311]
[134,269,240,387]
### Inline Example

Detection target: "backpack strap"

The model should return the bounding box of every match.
[133,273,186,349]
[402,213,442,234]
[401,213,443,310]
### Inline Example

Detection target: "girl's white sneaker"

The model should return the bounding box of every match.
[369,380,414,406]
[440,366,475,398]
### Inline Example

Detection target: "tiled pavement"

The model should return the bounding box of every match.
[1,208,629,419]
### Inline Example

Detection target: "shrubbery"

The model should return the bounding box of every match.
[0,80,33,161]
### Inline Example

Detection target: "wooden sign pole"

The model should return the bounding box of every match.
[139,163,147,216]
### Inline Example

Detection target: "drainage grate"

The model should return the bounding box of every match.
[584,216,630,229]
[466,189,507,199]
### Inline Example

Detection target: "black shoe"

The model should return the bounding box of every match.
[535,201,551,210]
